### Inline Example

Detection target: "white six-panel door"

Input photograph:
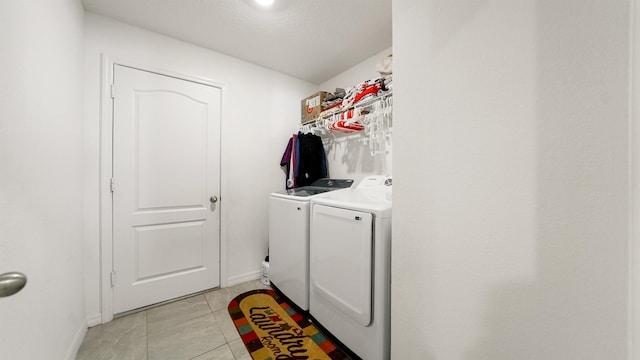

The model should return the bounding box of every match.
[112,64,221,314]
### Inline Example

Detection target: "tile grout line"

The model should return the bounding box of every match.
[146,309,149,360]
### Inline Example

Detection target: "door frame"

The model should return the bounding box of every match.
[99,55,229,323]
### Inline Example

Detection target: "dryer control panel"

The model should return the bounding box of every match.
[357,175,392,189]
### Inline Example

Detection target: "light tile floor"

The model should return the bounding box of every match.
[76,280,271,360]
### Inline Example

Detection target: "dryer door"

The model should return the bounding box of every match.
[310,204,373,326]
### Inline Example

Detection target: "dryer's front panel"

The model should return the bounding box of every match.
[310,204,373,326]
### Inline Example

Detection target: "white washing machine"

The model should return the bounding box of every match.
[269,179,354,311]
[309,175,392,360]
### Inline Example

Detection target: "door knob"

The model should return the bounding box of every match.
[210,195,218,204]
[0,272,27,297]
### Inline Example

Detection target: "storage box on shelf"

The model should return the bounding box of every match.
[301,91,331,124]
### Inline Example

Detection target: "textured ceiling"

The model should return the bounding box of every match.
[82,0,392,84]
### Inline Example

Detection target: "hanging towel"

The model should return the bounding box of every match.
[280,134,297,189]
[279,133,327,188]
[294,132,327,187]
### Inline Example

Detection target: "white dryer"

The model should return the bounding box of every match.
[269,179,353,311]
[309,176,392,360]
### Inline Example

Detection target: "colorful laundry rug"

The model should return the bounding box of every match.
[228,289,353,360]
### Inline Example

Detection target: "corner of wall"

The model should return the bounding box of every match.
[86,313,103,328]
[65,319,88,360]
[227,270,261,287]
[630,0,640,357]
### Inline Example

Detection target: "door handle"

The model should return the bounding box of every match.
[0,272,27,297]
[210,195,218,204]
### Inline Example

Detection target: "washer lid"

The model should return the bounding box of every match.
[277,186,336,197]
[310,178,354,188]
[270,178,354,199]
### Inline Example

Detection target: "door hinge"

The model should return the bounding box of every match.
[110,84,116,99]
[110,178,115,193]
[110,271,116,287]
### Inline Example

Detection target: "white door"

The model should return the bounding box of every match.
[112,65,221,314]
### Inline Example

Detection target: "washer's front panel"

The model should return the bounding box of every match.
[268,196,310,309]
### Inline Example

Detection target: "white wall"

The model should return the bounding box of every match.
[392,0,629,359]
[633,1,640,356]
[83,13,317,321]
[318,47,393,183]
[0,0,87,359]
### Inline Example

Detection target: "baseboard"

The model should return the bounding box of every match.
[226,270,260,287]
[65,319,88,360]
[86,313,103,327]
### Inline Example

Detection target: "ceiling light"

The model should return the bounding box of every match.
[254,0,274,6]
